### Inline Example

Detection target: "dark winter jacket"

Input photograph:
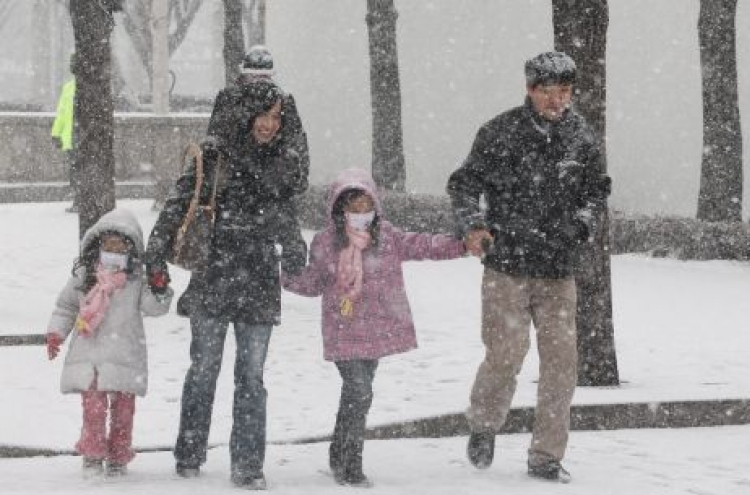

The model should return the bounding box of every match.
[146,91,308,325]
[447,97,611,278]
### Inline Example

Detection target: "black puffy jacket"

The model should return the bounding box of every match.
[146,97,308,324]
[447,98,611,279]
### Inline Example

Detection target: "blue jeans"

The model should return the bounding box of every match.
[174,314,272,477]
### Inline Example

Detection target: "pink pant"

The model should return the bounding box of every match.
[75,379,136,465]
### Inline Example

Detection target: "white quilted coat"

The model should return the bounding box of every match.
[47,209,173,396]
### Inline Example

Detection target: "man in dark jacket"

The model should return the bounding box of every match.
[144,79,307,490]
[447,51,611,483]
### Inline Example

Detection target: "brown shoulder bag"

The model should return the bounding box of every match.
[169,142,222,271]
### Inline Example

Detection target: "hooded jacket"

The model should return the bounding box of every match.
[145,79,308,324]
[47,209,173,396]
[283,169,465,361]
[447,97,611,278]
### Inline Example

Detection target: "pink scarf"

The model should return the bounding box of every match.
[75,265,127,337]
[337,226,372,302]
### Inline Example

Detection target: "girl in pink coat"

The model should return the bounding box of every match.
[282,168,465,487]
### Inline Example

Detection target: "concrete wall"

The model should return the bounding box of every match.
[0,113,208,182]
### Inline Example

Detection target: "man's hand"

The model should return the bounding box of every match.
[464,228,493,257]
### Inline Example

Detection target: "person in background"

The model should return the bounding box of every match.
[45,209,173,477]
[283,168,467,487]
[51,53,78,213]
[447,51,611,483]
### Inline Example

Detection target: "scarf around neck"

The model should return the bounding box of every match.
[337,226,372,306]
[75,264,128,337]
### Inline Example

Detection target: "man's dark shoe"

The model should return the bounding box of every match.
[527,459,572,483]
[467,431,495,469]
[175,463,200,478]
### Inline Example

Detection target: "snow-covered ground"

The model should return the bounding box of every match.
[1,200,749,494]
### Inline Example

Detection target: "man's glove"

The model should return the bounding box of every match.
[46,333,63,361]
[146,262,171,295]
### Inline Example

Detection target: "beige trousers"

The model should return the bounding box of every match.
[466,268,577,463]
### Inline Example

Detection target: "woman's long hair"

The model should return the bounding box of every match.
[72,232,138,293]
[331,188,380,251]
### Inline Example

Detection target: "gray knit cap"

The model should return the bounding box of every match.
[525,51,577,87]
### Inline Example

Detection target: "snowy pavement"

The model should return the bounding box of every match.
[1,427,749,494]
[1,200,749,493]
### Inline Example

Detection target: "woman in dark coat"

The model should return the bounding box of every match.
[144,79,307,490]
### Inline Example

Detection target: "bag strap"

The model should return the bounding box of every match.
[207,154,223,222]
[179,142,204,235]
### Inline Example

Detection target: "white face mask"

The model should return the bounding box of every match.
[100,250,129,272]
[345,211,376,232]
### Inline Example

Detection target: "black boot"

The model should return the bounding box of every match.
[467,431,495,469]
[329,441,345,482]
[341,442,372,488]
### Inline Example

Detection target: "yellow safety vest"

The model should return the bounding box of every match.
[51,78,76,151]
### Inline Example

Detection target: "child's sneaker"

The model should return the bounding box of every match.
[81,457,103,478]
[527,459,572,483]
[105,461,128,477]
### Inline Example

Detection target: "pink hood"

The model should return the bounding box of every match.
[326,168,383,224]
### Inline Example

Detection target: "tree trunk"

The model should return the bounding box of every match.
[152,0,170,114]
[69,0,117,238]
[223,0,245,86]
[552,0,619,386]
[366,0,405,191]
[697,0,742,222]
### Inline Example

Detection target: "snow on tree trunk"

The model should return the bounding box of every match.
[697,0,743,223]
[552,0,619,386]
[366,0,405,192]
[223,0,244,87]
[69,0,117,239]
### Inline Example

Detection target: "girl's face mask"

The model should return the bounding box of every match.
[345,211,376,232]
[100,250,129,272]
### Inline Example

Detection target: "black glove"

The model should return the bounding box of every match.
[146,261,171,295]
[280,242,307,277]
[201,137,221,161]
[573,219,590,243]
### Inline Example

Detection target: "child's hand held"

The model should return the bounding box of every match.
[147,263,171,295]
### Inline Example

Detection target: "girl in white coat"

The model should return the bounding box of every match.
[45,209,173,476]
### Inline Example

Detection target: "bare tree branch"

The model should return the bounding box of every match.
[120,0,204,85]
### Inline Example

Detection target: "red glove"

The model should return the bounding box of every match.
[46,333,63,361]
[147,264,171,295]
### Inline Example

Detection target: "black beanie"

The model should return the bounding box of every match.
[525,51,577,87]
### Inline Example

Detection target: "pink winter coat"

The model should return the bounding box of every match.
[282,168,465,361]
